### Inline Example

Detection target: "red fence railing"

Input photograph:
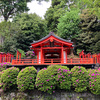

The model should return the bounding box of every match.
[11,58,94,65]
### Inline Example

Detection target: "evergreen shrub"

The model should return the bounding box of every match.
[1,67,19,91]
[71,66,89,92]
[17,66,37,91]
[35,65,71,94]
[0,62,10,71]
[0,71,4,87]
[88,69,100,95]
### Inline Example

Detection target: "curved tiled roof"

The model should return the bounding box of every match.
[31,32,73,44]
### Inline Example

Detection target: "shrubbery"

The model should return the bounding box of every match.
[1,64,100,95]
[0,71,4,87]
[71,66,89,92]
[0,62,10,71]
[0,67,19,91]
[35,65,71,94]
[88,69,100,95]
[17,66,37,91]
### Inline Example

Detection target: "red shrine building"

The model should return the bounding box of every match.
[11,32,100,66]
[30,32,73,64]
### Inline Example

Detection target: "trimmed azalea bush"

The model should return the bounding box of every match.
[71,66,89,92]
[17,66,37,91]
[0,62,10,71]
[35,65,72,94]
[1,67,19,91]
[88,69,100,95]
[0,71,4,87]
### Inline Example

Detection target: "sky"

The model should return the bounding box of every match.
[27,0,51,18]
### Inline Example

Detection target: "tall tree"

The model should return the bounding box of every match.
[77,9,100,53]
[57,10,81,54]
[13,13,48,52]
[0,21,21,53]
[44,0,68,32]
[0,0,32,21]
[0,0,49,21]
[82,0,100,19]
[57,10,81,40]
[71,0,100,19]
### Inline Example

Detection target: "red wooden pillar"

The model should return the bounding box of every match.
[7,53,9,62]
[42,50,44,64]
[66,49,67,63]
[16,51,18,59]
[37,50,39,64]
[5,54,7,62]
[99,53,100,64]
[61,44,64,63]
[19,53,21,59]
[41,44,43,64]
[97,53,100,64]
[3,54,5,63]
[9,54,11,62]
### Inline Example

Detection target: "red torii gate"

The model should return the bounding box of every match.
[79,50,100,64]
[0,52,14,63]
[92,53,100,64]
[79,50,91,58]
[16,50,21,59]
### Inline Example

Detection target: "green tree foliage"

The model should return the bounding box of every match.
[0,0,49,21]
[17,49,26,58]
[0,21,13,44]
[0,21,21,53]
[44,0,68,32]
[82,0,100,19]
[77,9,100,53]
[13,13,48,52]
[70,0,100,19]
[0,0,32,21]
[57,10,81,40]
[70,0,86,11]
[92,32,100,53]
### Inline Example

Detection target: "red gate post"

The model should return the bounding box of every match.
[8,53,10,62]
[3,53,5,63]
[5,54,7,62]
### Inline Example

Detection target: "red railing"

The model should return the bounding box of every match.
[12,59,38,65]
[12,58,94,65]
[67,58,93,64]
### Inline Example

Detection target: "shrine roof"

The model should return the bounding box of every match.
[31,32,73,44]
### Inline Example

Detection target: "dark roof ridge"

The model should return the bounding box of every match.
[31,32,73,44]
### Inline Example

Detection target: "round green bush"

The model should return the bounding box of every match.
[35,65,71,94]
[71,66,89,92]
[88,69,100,95]
[17,66,37,91]
[1,67,19,91]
